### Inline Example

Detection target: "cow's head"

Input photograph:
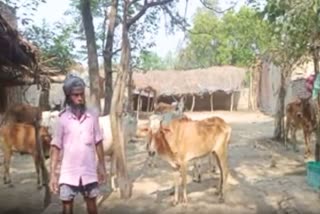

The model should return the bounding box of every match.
[145,116,173,157]
[39,126,52,159]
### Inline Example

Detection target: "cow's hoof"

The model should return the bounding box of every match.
[181,197,188,204]
[304,152,312,159]
[8,183,14,188]
[37,185,42,190]
[171,200,179,206]
[218,197,225,203]
[192,175,201,183]
[214,189,220,196]
[169,188,175,196]
[4,179,11,185]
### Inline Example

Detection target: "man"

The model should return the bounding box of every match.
[49,74,106,214]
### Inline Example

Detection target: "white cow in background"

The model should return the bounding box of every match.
[98,112,137,191]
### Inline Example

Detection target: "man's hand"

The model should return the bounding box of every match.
[49,174,59,194]
[97,162,107,184]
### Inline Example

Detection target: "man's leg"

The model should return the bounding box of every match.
[62,200,74,214]
[82,182,100,214]
[59,184,78,214]
[84,197,98,214]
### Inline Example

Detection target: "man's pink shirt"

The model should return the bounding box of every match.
[51,109,103,186]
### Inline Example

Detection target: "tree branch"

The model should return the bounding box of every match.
[112,47,122,55]
[127,0,174,28]
[161,5,189,31]
[199,0,236,13]
[128,0,141,8]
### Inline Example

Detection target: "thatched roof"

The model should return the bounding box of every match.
[0,4,57,87]
[132,66,247,96]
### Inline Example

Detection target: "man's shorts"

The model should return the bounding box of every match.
[59,182,100,201]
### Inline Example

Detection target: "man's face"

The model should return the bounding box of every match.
[70,88,85,106]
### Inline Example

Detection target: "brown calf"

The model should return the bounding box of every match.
[146,116,231,205]
[0,123,52,188]
[285,97,317,157]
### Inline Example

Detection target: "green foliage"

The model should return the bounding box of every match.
[138,50,166,70]
[175,6,272,69]
[3,0,47,26]
[260,0,320,71]
[23,20,77,72]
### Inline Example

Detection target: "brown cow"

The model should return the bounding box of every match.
[0,103,42,126]
[0,123,52,188]
[146,116,231,205]
[285,97,317,157]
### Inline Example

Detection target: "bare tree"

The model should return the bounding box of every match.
[80,0,101,112]
[103,0,119,115]
[110,0,180,199]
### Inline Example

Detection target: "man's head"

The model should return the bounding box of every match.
[63,74,86,114]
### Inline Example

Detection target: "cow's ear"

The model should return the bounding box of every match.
[140,127,149,132]
[160,126,172,134]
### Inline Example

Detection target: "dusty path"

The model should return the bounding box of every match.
[0,111,319,214]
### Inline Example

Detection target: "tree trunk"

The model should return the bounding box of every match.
[273,72,286,141]
[103,0,119,115]
[80,0,101,112]
[313,47,320,161]
[127,69,133,112]
[109,0,132,199]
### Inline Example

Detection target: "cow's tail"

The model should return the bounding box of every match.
[225,125,232,147]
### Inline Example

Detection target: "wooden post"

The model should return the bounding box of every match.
[230,92,234,112]
[136,92,141,111]
[136,92,141,121]
[210,93,213,112]
[191,95,195,112]
[147,91,151,112]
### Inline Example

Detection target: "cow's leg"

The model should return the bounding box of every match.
[180,163,188,204]
[3,149,12,185]
[284,120,290,149]
[32,153,42,189]
[172,170,180,206]
[291,127,299,152]
[109,154,118,192]
[192,160,201,183]
[213,150,228,203]
[208,155,216,173]
[303,129,312,158]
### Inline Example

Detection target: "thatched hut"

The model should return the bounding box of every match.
[132,66,248,112]
[0,3,61,112]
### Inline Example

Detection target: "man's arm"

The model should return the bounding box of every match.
[96,141,106,169]
[50,116,64,175]
[50,146,60,178]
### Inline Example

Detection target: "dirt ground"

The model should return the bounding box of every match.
[1,110,320,214]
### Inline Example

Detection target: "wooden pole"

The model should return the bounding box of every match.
[136,92,141,121]
[230,92,234,112]
[191,95,195,112]
[210,93,213,112]
[147,91,151,112]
